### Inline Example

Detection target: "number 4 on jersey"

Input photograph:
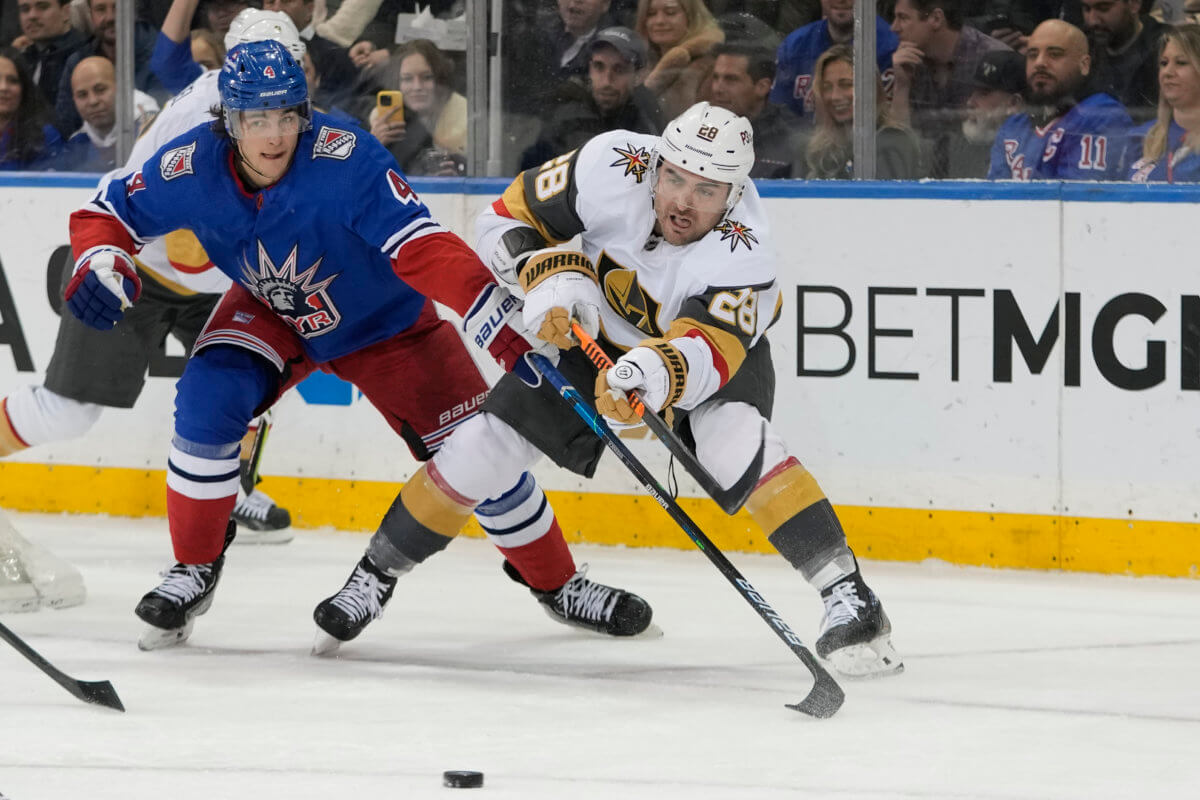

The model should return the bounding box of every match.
[387,169,416,205]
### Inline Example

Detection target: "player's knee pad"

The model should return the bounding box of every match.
[2,385,103,451]
[690,401,789,490]
[432,412,542,502]
[174,345,276,447]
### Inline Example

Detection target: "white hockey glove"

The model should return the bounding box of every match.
[595,341,688,426]
[64,246,142,330]
[463,283,557,387]
[517,250,602,350]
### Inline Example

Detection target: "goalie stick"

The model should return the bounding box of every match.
[0,620,124,711]
[528,353,844,718]
[571,323,763,515]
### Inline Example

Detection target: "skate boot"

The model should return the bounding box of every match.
[312,556,398,655]
[230,465,294,544]
[135,522,236,651]
[815,571,903,678]
[504,560,654,637]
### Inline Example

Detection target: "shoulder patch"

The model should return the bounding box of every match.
[713,219,758,253]
[160,142,196,181]
[610,143,651,183]
[313,126,357,160]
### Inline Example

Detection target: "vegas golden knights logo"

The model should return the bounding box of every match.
[597,251,663,337]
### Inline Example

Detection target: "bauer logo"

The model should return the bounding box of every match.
[313,126,357,160]
[160,142,196,181]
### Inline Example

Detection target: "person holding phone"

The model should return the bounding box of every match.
[368,38,466,176]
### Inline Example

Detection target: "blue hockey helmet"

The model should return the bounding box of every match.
[219,40,311,138]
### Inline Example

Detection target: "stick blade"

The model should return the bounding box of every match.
[73,679,125,712]
[785,670,845,719]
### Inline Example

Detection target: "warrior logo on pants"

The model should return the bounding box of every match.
[241,240,342,337]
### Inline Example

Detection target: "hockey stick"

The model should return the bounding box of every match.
[240,412,272,495]
[528,353,844,718]
[571,323,763,514]
[0,620,125,711]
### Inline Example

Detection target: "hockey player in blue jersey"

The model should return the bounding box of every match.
[64,40,652,650]
[987,20,1132,180]
[769,0,897,121]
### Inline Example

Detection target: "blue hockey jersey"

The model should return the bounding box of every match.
[71,111,493,363]
[1126,119,1200,183]
[768,17,897,119]
[987,93,1132,181]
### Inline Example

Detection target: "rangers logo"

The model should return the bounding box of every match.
[713,219,758,253]
[240,241,342,337]
[160,142,196,181]
[610,143,651,183]
[313,126,357,160]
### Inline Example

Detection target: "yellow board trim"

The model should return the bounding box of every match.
[0,461,1196,578]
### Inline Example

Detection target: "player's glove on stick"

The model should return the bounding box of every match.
[64,246,142,330]
[596,342,688,426]
[464,283,557,387]
[517,250,601,349]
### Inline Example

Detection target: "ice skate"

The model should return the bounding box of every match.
[135,522,236,650]
[312,556,398,655]
[231,486,294,544]
[505,561,656,637]
[815,572,903,678]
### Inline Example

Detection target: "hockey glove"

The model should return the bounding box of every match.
[464,283,557,387]
[517,250,602,350]
[596,342,688,426]
[64,246,142,330]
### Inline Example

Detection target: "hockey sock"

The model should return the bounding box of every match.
[166,438,241,564]
[0,398,28,457]
[475,473,576,592]
[371,461,469,574]
[747,456,854,586]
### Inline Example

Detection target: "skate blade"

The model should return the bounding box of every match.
[825,635,904,679]
[229,528,294,545]
[311,629,343,657]
[138,619,195,651]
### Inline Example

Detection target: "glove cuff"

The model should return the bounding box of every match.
[642,339,688,408]
[517,250,598,293]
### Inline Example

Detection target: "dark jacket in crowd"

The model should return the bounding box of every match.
[748,102,808,179]
[1086,14,1168,122]
[55,21,161,137]
[519,85,665,171]
[21,27,88,111]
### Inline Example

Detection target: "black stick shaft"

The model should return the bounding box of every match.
[0,620,125,711]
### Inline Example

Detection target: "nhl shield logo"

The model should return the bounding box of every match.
[160,142,196,181]
[241,241,342,338]
[313,126,357,160]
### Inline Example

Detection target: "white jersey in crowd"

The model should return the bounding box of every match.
[476,129,783,407]
[105,70,232,295]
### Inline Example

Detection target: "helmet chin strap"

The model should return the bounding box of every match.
[233,140,294,188]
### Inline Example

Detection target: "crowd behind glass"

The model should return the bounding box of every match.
[1,0,1198,181]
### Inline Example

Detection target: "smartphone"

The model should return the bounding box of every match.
[376,90,404,123]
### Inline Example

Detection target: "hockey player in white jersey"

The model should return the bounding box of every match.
[318,102,902,678]
[0,9,301,544]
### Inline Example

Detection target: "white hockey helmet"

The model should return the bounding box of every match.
[224,9,307,59]
[650,101,755,215]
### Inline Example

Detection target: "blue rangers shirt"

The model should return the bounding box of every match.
[1126,119,1200,183]
[768,17,897,120]
[987,93,1132,180]
[69,110,495,363]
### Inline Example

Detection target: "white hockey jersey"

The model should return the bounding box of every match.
[105,70,231,295]
[476,130,783,407]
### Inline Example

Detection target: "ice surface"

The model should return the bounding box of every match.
[1,513,1198,799]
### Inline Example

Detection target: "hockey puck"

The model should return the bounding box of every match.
[443,770,484,788]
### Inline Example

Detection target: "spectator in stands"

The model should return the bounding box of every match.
[709,42,806,177]
[263,0,359,108]
[11,0,87,111]
[769,0,898,123]
[55,0,161,136]
[1127,24,1200,181]
[1151,0,1199,24]
[890,0,1012,177]
[636,0,724,118]
[805,43,921,179]
[520,26,664,170]
[1081,0,1167,120]
[0,46,62,168]
[201,0,247,36]
[987,19,1131,179]
[947,48,1025,177]
[190,29,224,71]
[61,55,158,170]
[369,38,466,176]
